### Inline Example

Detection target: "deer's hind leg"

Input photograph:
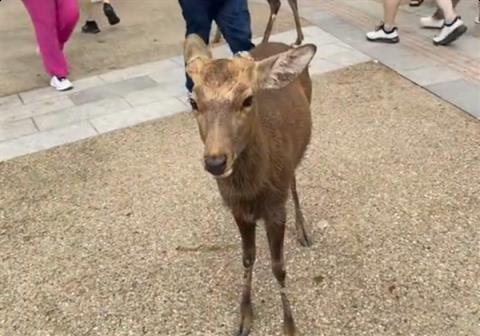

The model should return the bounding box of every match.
[265,205,297,335]
[291,175,312,247]
[288,0,304,45]
[263,0,281,43]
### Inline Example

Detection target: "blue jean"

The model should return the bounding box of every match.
[178,0,255,92]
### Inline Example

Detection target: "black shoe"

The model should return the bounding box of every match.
[103,3,120,26]
[81,20,101,34]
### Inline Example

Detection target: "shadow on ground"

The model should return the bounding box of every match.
[0,62,479,335]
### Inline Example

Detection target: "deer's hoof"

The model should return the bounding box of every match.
[235,326,252,336]
[297,233,313,247]
[284,320,297,336]
[291,36,304,47]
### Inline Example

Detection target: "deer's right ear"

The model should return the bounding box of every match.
[256,44,317,90]
[184,34,212,78]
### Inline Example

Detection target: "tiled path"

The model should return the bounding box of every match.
[0,0,479,162]
[0,26,371,162]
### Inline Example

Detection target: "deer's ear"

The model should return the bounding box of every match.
[256,44,317,90]
[184,34,212,79]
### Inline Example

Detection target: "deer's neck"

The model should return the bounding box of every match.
[218,121,269,201]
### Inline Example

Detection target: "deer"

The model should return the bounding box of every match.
[212,0,304,46]
[184,29,316,336]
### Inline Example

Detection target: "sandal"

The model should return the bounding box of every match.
[409,0,424,7]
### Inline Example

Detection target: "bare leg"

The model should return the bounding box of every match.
[235,217,256,336]
[432,0,460,20]
[291,176,311,247]
[383,0,402,28]
[85,1,95,21]
[287,0,304,45]
[263,0,281,43]
[265,206,296,336]
[434,0,457,22]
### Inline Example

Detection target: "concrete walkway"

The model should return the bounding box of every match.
[0,0,479,163]
[0,26,371,162]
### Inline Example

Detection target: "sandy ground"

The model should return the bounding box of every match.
[1,62,479,336]
[0,0,306,96]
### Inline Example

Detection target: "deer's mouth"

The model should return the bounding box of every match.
[213,167,234,179]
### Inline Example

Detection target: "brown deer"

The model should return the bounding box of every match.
[184,32,316,336]
[213,0,304,45]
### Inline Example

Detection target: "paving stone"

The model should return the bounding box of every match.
[315,42,354,59]
[149,67,185,85]
[302,11,336,25]
[449,36,480,58]
[34,97,131,131]
[0,94,22,108]
[90,98,187,134]
[0,121,97,162]
[328,50,371,67]
[19,76,106,104]
[0,118,37,142]
[309,58,344,75]
[211,45,232,59]
[124,82,185,107]
[170,55,185,66]
[304,32,343,47]
[0,95,74,123]
[99,59,181,83]
[399,65,463,86]
[363,45,437,71]
[427,79,480,119]
[69,76,158,105]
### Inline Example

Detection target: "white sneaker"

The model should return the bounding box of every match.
[366,24,399,43]
[50,76,74,91]
[420,16,444,29]
[433,16,467,46]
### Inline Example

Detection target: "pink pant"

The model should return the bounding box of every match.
[22,0,79,77]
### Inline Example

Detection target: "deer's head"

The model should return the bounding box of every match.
[184,34,316,178]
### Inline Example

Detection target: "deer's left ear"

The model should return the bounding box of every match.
[256,44,317,90]
[184,34,212,83]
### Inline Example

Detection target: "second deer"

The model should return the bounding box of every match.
[213,0,304,45]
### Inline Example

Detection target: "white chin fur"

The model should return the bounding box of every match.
[214,168,233,179]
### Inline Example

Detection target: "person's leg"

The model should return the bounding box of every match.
[433,0,467,45]
[435,0,457,22]
[178,0,214,92]
[432,0,460,20]
[383,0,402,29]
[366,0,401,43]
[103,0,120,26]
[82,1,101,34]
[214,0,255,54]
[56,0,79,47]
[22,0,69,78]
[421,0,460,28]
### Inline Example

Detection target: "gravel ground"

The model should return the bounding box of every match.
[1,62,479,336]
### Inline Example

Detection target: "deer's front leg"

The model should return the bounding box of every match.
[288,0,304,45]
[234,215,256,336]
[265,206,296,336]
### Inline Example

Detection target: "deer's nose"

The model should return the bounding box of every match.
[204,154,227,176]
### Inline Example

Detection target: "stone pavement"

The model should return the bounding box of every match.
[300,0,480,117]
[0,26,371,162]
[0,0,479,163]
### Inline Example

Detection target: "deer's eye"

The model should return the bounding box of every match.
[242,96,253,108]
[189,98,198,111]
